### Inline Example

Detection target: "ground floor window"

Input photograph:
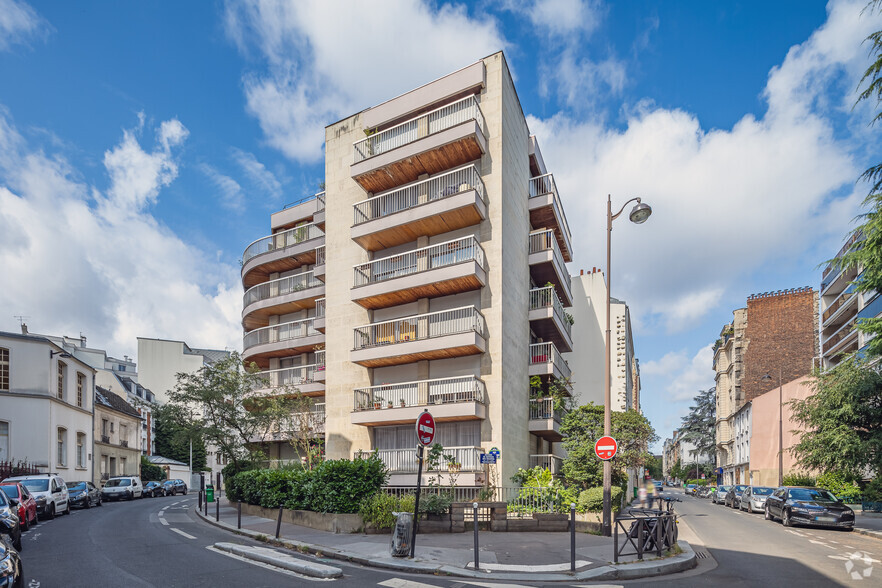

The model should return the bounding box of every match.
[57,427,67,466]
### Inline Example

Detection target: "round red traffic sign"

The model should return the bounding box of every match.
[416,411,436,446]
[594,436,617,461]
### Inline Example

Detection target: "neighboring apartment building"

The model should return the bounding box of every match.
[94,386,142,485]
[240,53,577,485]
[713,288,818,484]
[731,402,751,485]
[820,233,882,368]
[0,330,95,482]
[137,337,230,484]
[564,268,641,412]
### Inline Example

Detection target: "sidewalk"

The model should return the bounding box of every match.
[854,510,882,541]
[196,498,696,582]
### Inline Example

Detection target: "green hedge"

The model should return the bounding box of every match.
[685,479,709,486]
[227,456,387,514]
[577,486,623,513]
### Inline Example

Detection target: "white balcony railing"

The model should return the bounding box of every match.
[254,364,323,390]
[315,350,325,369]
[353,95,485,163]
[315,298,326,318]
[529,229,567,272]
[267,403,326,440]
[353,236,485,287]
[243,318,319,351]
[353,306,486,350]
[353,375,485,411]
[529,398,568,423]
[315,245,326,266]
[353,165,485,224]
[243,270,323,307]
[529,454,564,475]
[356,446,483,473]
[529,342,571,380]
[316,191,326,212]
[528,174,572,242]
[243,223,325,265]
[529,286,572,337]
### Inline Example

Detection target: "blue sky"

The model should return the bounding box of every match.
[1,0,880,450]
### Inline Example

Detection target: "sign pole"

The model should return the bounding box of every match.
[410,443,424,559]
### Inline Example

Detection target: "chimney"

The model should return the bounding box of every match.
[20,323,28,335]
[580,269,584,275]
[80,333,87,348]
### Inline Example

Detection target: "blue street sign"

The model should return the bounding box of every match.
[480,453,497,464]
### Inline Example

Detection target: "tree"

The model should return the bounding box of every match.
[831,0,882,355]
[279,391,324,470]
[646,455,663,480]
[789,358,882,479]
[167,352,290,474]
[153,402,207,470]
[140,455,165,482]
[678,388,717,465]
[560,403,658,490]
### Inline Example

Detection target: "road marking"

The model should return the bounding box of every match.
[785,530,806,537]
[380,580,443,588]
[845,545,856,549]
[810,540,836,550]
[28,580,40,587]
[159,517,169,526]
[170,527,196,539]
[205,546,327,581]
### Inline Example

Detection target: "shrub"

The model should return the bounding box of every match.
[305,456,388,513]
[816,472,862,501]
[577,486,623,513]
[140,456,165,482]
[419,492,452,515]
[783,472,816,486]
[685,479,708,486]
[359,492,418,529]
[862,478,882,502]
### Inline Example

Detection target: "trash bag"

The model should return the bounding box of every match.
[390,511,413,558]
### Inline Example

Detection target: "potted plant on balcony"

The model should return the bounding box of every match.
[399,399,406,408]
[387,401,394,409]
[374,401,382,410]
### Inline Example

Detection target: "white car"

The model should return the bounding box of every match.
[101,476,143,501]
[4,474,70,519]
[740,486,775,513]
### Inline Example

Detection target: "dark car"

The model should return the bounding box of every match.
[161,479,188,496]
[725,485,749,508]
[0,484,37,532]
[143,482,165,498]
[765,486,855,530]
[0,490,22,552]
[65,482,101,509]
[0,531,23,588]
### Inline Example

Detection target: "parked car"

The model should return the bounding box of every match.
[3,474,69,520]
[65,482,101,509]
[0,484,36,532]
[653,481,663,494]
[725,485,749,508]
[161,479,188,496]
[0,531,23,588]
[765,486,855,530]
[0,490,22,552]
[740,486,775,513]
[684,484,697,495]
[101,477,143,501]
[143,482,165,498]
[713,485,731,504]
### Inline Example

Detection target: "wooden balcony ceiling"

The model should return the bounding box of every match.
[354,202,484,251]
[352,342,483,368]
[528,262,570,306]
[529,207,572,262]
[529,317,572,352]
[243,340,323,369]
[354,274,484,310]
[242,250,317,289]
[242,293,323,331]
[529,423,563,442]
[353,136,483,193]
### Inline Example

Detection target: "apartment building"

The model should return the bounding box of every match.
[240,53,575,485]
[0,330,95,482]
[563,268,640,412]
[731,402,751,484]
[713,309,746,481]
[820,233,882,368]
[94,386,142,485]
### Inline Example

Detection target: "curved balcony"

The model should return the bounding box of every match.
[351,95,487,193]
[241,223,324,289]
[271,192,325,232]
[351,306,486,368]
[352,236,486,310]
[529,175,573,262]
[243,318,324,367]
[529,287,573,352]
[249,364,325,398]
[528,229,572,306]
[352,165,486,251]
[351,375,486,426]
[242,271,325,331]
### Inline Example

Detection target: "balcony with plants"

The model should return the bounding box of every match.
[528,286,573,352]
[351,375,486,426]
[241,222,325,288]
[242,270,325,330]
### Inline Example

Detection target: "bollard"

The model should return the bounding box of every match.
[656,514,663,557]
[237,501,242,529]
[216,494,220,522]
[473,502,479,570]
[204,492,208,516]
[275,506,283,539]
[613,519,619,563]
[636,519,644,560]
[570,503,576,571]
[198,490,202,511]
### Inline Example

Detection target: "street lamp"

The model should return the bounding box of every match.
[762,369,784,487]
[603,195,652,537]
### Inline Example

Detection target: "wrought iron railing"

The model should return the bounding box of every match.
[353,375,485,411]
[353,236,485,287]
[242,222,324,264]
[353,306,486,350]
[243,318,319,351]
[243,270,322,307]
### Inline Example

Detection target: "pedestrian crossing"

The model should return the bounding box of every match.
[378,579,625,588]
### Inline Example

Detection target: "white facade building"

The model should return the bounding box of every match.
[732,402,752,484]
[0,331,95,482]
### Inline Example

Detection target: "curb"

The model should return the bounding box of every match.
[854,527,882,542]
[193,505,696,581]
[214,542,343,578]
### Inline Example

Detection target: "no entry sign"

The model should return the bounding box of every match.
[416,411,436,446]
[594,436,618,461]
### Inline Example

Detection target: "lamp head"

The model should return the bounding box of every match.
[761,373,772,382]
[629,200,652,224]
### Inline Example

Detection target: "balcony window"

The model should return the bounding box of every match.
[0,348,8,391]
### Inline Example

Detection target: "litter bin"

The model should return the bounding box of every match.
[390,511,412,558]
[206,484,215,503]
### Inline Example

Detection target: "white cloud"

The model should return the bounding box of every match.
[198,163,244,212]
[0,109,242,359]
[530,0,881,334]
[517,0,603,36]
[231,148,282,199]
[0,0,50,51]
[224,0,507,162]
[653,345,715,404]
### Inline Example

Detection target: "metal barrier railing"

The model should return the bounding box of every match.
[614,511,678,562]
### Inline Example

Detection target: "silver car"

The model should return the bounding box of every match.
[713,485,731,504]
[740,486,775,513]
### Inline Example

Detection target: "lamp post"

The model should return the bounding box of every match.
[603,195,652,537]
[762,369,784,486]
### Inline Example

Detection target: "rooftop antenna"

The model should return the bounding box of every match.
[14,315,29,326]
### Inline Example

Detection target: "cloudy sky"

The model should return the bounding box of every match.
[1,0,880,449]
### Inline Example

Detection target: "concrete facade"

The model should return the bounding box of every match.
[93,386,142,485]
[0,331,95,483]
[731,402,751,484]
[241,53,577,485]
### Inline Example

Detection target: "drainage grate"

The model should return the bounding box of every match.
[694,549,709,559]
